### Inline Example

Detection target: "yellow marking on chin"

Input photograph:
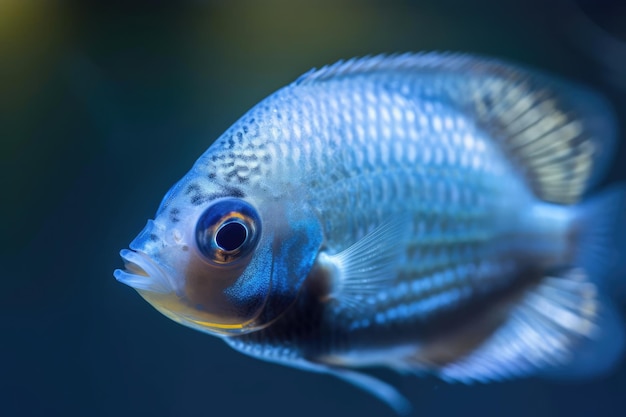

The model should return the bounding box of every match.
[189,319,245,330]
[137,288,255,334]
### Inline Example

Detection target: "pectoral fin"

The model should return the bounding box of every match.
[316,217,409,309]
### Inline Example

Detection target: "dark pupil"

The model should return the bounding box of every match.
[216,222,248,252]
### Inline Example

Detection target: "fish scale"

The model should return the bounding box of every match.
[300,87,520,250]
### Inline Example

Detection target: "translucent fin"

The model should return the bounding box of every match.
[434,268,622,383]
[562,185,626,371]
[319,217,409,309]
[296,53,616,204]
[573,184,626,286]
[329,368,412,415]
[541,296,625,380]
[225,344,412,415]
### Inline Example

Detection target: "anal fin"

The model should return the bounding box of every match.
[428,268,623,383]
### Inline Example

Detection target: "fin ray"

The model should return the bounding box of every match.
[422,268,616,383]
[321,216,410,307]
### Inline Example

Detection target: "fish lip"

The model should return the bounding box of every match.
[114,249,171,294]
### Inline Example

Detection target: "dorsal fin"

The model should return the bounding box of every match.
[295,53,617,204]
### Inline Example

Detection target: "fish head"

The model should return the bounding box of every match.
[115,163,324,336]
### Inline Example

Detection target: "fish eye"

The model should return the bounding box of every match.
[195,198,261,264]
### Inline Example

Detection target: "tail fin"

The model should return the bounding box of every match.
[542,184,626,379]
[575,184,626,295]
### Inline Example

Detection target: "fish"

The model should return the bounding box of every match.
[115,53,626,414]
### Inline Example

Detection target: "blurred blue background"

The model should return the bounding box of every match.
[2,1,625,416]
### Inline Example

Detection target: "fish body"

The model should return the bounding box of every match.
[115,53,625,413]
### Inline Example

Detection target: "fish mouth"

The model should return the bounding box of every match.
[114,249,171,293]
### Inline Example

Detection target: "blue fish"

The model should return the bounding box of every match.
[115,53,626,413]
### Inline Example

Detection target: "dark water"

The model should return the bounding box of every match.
[2,1,626,416]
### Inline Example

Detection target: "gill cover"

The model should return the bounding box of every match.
[141,198,323,336]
